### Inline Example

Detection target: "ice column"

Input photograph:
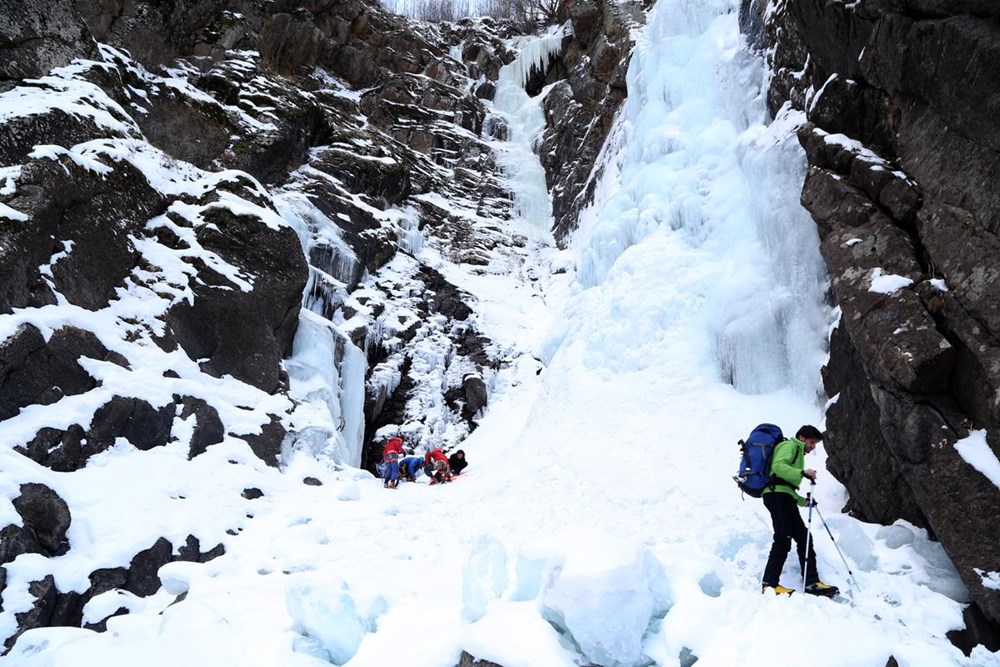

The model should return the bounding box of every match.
[276,193,367,467]
[490,25,567,229]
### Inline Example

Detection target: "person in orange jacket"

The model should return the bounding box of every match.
[423,447,452,485]
[382,437,404,488]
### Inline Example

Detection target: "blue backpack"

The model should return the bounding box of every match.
[733,424,784,498]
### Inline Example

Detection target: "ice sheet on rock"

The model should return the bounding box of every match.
[489,25,566,229]
[284,310,366,467]
[565,0,830,397]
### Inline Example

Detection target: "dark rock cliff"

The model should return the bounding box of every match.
[742,0,1000,635]
[536,0,647,244]
[0,0,521,649]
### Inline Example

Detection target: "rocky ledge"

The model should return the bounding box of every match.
[742,0,1000,643]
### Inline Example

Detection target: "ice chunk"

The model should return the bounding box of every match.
[462,602,579,667]
[286,576,385,665]
[821,517,877,571]
[462,535,509,622]
[510,543,565,602]
[697,571,723,598]
[538,535,672,667]
[912,539,971,603]
[875,524,915,549]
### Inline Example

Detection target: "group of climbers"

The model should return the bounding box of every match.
[382,424,840,598]
[379,436,468,488]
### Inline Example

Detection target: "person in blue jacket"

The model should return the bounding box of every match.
[399,455,424,482]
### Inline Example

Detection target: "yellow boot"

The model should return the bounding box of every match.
[762,584,795,596]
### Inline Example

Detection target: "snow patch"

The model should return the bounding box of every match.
[869,267,913,294]
[954,429,1000,489]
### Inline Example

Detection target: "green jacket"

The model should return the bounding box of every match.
[764,437,808,506]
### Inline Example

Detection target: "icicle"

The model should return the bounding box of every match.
[511,28,567,90]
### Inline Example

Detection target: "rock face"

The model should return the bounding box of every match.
[537,0,647,244]
[0,0,98,88]
[0,0,527,650]
[744,0,1000,630]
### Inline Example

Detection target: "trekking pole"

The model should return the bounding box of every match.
[814,505,862,593]
[802,480,815,594]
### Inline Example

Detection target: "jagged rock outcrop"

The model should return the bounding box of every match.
[1,535,224,650]
[11,484,72,556]
[538,0,647,243]
[0,0,528,649]
[743,0,1000,633]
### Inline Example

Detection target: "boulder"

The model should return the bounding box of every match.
[1,156,167,313]
[457,653,503,667]
[81,567,129,632]
[126,537,173,597]
[163,202,308,394]
[180,396,226,459]
[0,525,44,565]
[0,326,108,421]
[12,484,72,556]
[239,414,287,468]
[5,576,58,651]
[17,425,88,473]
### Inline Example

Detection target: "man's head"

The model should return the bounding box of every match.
[796,425,823,452]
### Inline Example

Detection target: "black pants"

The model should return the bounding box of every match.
[762,492,818,587]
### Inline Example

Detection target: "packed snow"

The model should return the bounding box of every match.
[3,0,999,666]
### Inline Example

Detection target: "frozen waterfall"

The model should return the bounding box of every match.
[566,0,831,398]
[489,24,567,229]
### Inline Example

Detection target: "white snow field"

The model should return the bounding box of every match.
[4,0,1000,666]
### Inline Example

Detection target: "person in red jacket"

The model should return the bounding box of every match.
[382,437,404,489]
[423,447,452,485]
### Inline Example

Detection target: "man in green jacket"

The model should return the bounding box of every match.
[761,425,839,596]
